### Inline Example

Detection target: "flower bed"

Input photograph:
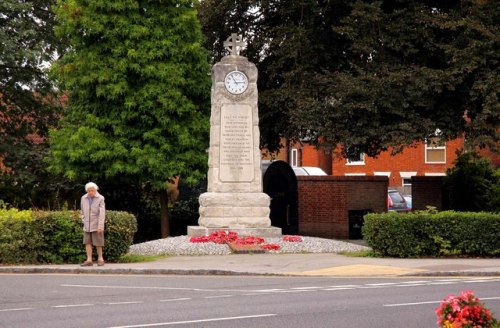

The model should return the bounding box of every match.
[189,230,238,244]
[435,290,499,328]
[189,231,305,253]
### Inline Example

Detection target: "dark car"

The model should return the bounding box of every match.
[387,190,409,213]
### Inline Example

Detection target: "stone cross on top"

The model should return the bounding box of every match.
[224,33,245,56]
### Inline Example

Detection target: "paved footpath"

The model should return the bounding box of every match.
[1,253,499,277]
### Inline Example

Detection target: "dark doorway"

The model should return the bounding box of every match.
[348,209,371,239]
[263,161,298,235]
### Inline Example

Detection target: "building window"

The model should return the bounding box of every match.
[346,147,365,165]
[290,148,301,167]
[400,172,417,187]
[425,136,446,163]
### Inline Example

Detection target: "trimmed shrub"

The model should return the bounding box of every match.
[0,209,137,264]
[103,211,138,262]
[0,208,41,263]
[363,211,500,257]
[32,210,83,263]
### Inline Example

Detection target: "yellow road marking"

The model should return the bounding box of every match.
[287,264,426,276]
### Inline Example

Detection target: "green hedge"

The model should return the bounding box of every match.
[362,211,500,257]
[0,209,137,264]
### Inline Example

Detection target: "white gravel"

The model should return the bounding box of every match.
[128,236,371,256]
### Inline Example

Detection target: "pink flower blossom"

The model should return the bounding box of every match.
[435,291,498,328]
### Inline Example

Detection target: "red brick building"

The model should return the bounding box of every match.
[264,137,465,194]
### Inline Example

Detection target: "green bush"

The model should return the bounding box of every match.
[0,208,41,263]
[445,152,500,212]
[32,210,83,264]
[363,211,500,257]
[0,209,137,264]
[103,211,138,262]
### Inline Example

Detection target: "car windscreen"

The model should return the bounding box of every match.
[389,192,404,203]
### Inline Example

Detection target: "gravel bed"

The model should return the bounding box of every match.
[128,236,371,256]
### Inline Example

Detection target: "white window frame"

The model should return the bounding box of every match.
[345,173,366,176]
[290,148,299,167]
[425,137,446,164]
[402,178,412,186]
[346,151,365,166]
[400,171,417,187]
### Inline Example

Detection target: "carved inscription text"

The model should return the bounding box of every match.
[219,104,254,182]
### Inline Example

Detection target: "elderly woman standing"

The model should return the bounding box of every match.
[80,182,106,266]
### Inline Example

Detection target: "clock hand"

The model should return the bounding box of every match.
[231,75,240,84]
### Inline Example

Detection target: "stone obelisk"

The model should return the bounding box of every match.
[188,34,281,237]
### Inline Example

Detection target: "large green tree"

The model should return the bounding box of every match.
[198,0,499,157]
[49,0,211,237]
[0,0,72,208]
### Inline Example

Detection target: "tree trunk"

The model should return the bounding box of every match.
[159,189,170,238]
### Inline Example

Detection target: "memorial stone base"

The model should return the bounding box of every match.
[188,192,282,237]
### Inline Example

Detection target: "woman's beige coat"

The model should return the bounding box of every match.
[80,192,106,232]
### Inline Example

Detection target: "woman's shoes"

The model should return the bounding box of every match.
[80,260,104,266]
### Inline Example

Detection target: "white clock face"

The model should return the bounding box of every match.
[224,71,248,95]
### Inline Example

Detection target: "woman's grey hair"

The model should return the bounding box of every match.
[85,182,99,192]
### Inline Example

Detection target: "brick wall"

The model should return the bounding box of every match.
[330,139,463,188]
[411,176,447,211]
[297,176,388,239]
[301,144,332,175]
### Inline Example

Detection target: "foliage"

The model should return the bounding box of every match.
[198,0,499,156]
[445,151,500,212]
[48,0,212,236]
[362,211,500,257]
[169,180,206,236]
[0,0,73,210]
[102,211,138,262]
[49,0,211,186]
[435,290,499,328]
[0,208,41,263]
[32,210,83,263]
[0,149,81,210]
[0,209,137,264]
[0,0,63,142]
[90,180,161,243]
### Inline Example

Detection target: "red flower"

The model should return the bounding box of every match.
[282,235,303,242]
[234,236,265,245]
[262,243,281,250]
[189,230,285,252]
[189,236,210,243]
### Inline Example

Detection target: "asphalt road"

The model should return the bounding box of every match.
[1,275,499,328]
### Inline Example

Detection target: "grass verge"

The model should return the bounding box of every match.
[338,249,380,257]
[118,254,170,263]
